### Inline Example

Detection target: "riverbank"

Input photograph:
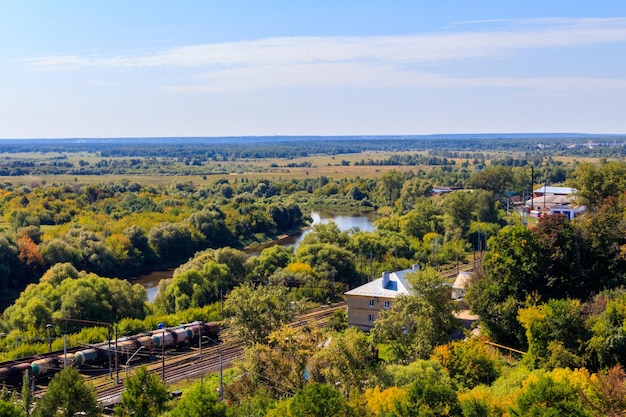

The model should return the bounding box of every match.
[243,226,310,255]
[133,210,377,302]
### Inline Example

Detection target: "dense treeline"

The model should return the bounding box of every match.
[467,160,626,372]
[202,162,626,416]
[0,155,572,310]
[0,178,311,297]
[0,166,506,340]
[4,148,626,415]
[354,154,456,166]
[1,135,626,173]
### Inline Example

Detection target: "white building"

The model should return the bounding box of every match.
[451,271,472,300]
[344,265,419,331]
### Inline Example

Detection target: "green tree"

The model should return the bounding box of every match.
[432,338,501,388]
[459,397,490,417]
[4,273,146,331]
[38,262,80,286]
[296,243,359,286]
[377,170,405,206]
[169,380,226,417]
[586,291,626,369]
[21,370,34,417]
[253,245,295,278]
[33,367,100,417]
[213,247,249,282]
[399,200,443,240]
[0,401,25,417]
[187,208,233,247]
[299,222,350,247]
[224,283,295,344]
[372,267,458,363]
[0,235,21,292]
[577,200,626,293]
[310,327,379,393]
[154,261,231,314]
[124,224,158,270]
[509,374,592,417]
[268,202,303,231]
[533,214,586,299]
[568,160,626,210]
[474,190,499,224]
[466,224,542,347]
[397,178,434,212]
[289,382,347,417]
[441,191,476,240]
[465,165,514,194]
[348,231,387,264]
[148,222,195,263]
[238,325,322,398]
[118,365,169,417]
[517,299,587,369]
[394,361,462,417]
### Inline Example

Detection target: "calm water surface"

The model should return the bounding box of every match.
[134,210,376,301]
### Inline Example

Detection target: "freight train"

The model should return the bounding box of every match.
[0,321,219,387]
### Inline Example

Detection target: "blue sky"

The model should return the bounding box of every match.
[1,1,625,138]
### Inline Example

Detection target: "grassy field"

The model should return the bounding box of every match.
[0,148,603,188]
[0,151,449,187]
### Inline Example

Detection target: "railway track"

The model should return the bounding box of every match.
[75,302,346,406]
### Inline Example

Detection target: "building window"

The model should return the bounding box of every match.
[383,300,391,309]
[368,299,375,308]
[368,314,374,323]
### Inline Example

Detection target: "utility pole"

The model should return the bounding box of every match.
[108,326,112,379]
[369,250,373,281]
[219,343,223,402]
[530,166,535,210]
[52,317,114,379]
[359,248,363,274]
[115,326,119,384]
[543,181,547,211]
[161,329,165,381]
[204,336,223,401]
[46,323,53,352]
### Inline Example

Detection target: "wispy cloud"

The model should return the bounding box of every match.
[18,18,626,93]
[163,62,626,94]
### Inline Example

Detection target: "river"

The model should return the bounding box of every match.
[134,211,377,302]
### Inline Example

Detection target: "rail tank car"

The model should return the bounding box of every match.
[0,320,220,385]
[31,353,75,377]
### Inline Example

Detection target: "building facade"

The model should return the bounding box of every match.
[344,265,419,331]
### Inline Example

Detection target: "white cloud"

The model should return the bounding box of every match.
[162,61,626,94]
[20,18,626,68]
[17,18,626,93]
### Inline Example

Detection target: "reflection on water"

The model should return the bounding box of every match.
[135,210,376,302]
[129,268,174,304]
[295,210,377,245]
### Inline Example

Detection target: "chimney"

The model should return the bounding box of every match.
[382,271,390,288]
[412,264,420,271]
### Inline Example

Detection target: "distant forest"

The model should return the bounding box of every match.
[0,134,624,176]
[1,134,625,158]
